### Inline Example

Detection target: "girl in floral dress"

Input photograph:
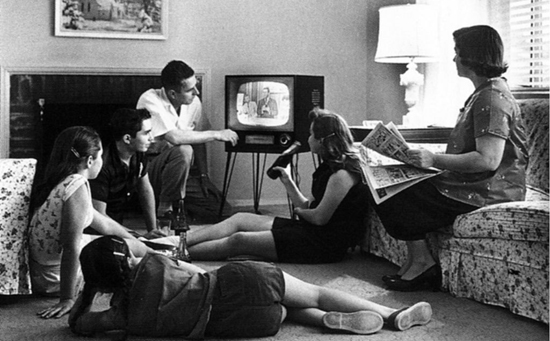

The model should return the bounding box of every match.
[28,126,148,319]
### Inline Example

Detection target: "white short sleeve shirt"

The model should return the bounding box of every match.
[136,88,204,153]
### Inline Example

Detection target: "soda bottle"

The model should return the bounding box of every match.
[173,200,191,262]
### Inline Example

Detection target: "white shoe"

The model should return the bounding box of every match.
[322,311,383,334]
[388,301,432,331]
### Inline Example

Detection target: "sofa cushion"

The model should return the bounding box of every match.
[447,201,549,241]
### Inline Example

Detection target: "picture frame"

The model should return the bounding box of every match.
[54,0,168,40]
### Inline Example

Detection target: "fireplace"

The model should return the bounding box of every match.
[5,67,227,221]
[8,71,161,177]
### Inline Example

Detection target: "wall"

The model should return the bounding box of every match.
[365,0,414,126]
[0,0,406,205]
[419,0,492,127]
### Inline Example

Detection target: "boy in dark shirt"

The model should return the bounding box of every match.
[89,108,162,239]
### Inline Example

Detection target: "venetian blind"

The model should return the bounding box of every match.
[492,0,549,89]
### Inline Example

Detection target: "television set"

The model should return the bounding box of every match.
[225,75,324,153]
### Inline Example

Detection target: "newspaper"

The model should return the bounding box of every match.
[360,122,442,204]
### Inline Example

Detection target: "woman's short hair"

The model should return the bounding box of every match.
[453,25,508,78]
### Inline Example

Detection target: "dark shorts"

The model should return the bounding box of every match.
[205,261,285,338]
[271,217,347,264]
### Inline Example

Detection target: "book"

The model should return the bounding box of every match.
[359,122,442,204]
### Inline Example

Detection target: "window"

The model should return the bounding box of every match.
[492,0,549,90]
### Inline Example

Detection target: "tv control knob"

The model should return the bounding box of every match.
[279,134,291,146]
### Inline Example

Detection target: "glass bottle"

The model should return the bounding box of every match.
[173,200,191,262]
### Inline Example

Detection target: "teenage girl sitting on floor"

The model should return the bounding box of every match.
[155,108,371,264]
[28,126,150,319]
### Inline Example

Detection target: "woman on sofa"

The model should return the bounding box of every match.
[28,126,150,319]
[375,25,528,291]
[155,108,370,264]
[69,235,432,338]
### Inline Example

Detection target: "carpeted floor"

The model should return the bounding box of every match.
[2,205,548,341]
[1,247,547,341]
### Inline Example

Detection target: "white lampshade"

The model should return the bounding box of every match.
[375,4,439,64]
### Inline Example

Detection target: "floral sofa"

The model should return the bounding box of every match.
[0,158,37,295]
[362,98,549,324]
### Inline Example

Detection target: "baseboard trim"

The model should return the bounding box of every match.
[229,198,290,207]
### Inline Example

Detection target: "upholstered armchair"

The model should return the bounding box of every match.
[0,158,37,295]
[362,98,549,323]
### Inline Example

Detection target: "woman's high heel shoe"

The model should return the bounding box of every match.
[384,265,441,292]
[382,274,401,284]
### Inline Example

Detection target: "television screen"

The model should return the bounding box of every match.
[234,81,290,128]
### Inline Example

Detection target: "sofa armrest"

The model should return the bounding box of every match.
[526,185,549,201]
[0,158,37,295]
[451,201,549,241]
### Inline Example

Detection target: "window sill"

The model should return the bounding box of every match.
[512,88,549,100]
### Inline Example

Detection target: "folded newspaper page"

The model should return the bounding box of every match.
[362,122,414,164]
[360,122,442,204]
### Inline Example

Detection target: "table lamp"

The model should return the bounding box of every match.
[375,4,438,127]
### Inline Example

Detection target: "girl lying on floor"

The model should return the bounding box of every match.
[69,235,432,339]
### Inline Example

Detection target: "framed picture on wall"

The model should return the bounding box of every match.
[54,0,168,40]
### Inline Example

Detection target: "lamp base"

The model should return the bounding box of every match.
[402,107,426,128]
[400,60,426,128]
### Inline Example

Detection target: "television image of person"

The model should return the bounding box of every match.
[237,94,257,120]
[257,87,278,118]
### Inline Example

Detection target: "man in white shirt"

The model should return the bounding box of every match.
[137,60,238,221]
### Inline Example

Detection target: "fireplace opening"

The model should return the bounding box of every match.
[42,102,134,165]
